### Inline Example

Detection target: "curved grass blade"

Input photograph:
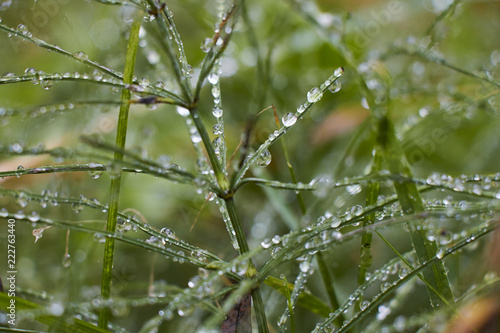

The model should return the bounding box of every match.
[0,293,111,333]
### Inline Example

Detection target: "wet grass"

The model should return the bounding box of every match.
[1,0,500,332]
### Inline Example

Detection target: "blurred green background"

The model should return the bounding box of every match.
[1,0,500,331]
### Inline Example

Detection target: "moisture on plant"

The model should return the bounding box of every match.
[0,1,500,333]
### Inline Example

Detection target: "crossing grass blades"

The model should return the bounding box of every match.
[1,0,500,332]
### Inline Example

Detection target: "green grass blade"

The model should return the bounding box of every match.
[264,276,332,318]
[355,148,382,315]
[378,116,455,308]
[98,16,141,329]
[0,293,111,333]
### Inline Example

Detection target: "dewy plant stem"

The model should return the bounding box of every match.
[98,16,141,329]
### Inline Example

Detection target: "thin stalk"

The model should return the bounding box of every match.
[189,106,229,192]
[225,198,269,333]
[271,105,307,214]
[272,105,343,325]
[98,17,141,329]
[144,0,192,101]
[355,148,382,314]
[378,115,455,308]
[424,0,462,49]
[316,252,344,327]
[282,276,296,333]
[224,198,250,255]
[375,231,452,308]
[251,288,269,333]
[241,0,268,111]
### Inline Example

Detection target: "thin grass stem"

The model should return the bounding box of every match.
[98,16,141,329]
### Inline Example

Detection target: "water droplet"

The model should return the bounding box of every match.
[307,87,323,103]
[88,170,103,179]
[360,300,369,310]
[215,37,224,49]
[0,207,8,217]
[208,72,219,85]
[16,24,32,37]
[1,72,15,79]
[436,248,445,259]
[48,302,65,316]
[278,313,288,326]
[282,112,297,127]
[261,239,271,249]
[62,253,71,267]
[177,304,194,317]
[299,261,311,272]
[0,1,12,10]
[272,235,281,244]
[213,137,223,154]
[328,80,341,93]
[334,67,344,77]
[14,210,25,219]
[183,65,194,79]
[256,149,272,167]
[25,67,36,75]
[297,104,307,114]
[9,143,23,153]
[212,123,223,135]
[16,192,28,209]
[212,106,223,118]
[160,227,175,238]
[106,162,121,180]
[381,282,392,292]
[211,85,220,98]
[27,211,40,222]
[41,80,53,90]
[361,97,369,109]
[176,106,190,117]
[188,276,200,288]
[330,217,341,228]
[346,184,362,195]
[146,50,160,64]
[75,51,88,60]
[398,267,409,279]
[201,38,214,53]
[139,77,150,87]
[332,231,343,240]
[93,233,106,243]
[191,133,202,144]
[376,305,391,321]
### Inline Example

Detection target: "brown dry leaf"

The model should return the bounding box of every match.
[445,297,500,333]
[221,292,252,333]
[312,106,369,145]
[0,135,78,185]
[445,222,500,333]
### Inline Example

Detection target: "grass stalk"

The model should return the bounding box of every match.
[189,106,229,192]
[354,148,382,316]
[377,116,455,308]
[224,198,269,332]
[98,16,141,328]
[316,253,344,327]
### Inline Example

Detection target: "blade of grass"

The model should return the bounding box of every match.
[378,115,455,308]
[224,198,269,333]
[355,148,382,315]
[0,293,112,333]
[264,276,332,318]
[98,16,141,329]
[143,0,192,101]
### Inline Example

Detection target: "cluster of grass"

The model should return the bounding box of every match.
[0,0,500,332]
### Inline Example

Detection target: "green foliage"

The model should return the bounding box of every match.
[0,0,500,332]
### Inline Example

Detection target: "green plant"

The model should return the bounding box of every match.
[1,0,500,332]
